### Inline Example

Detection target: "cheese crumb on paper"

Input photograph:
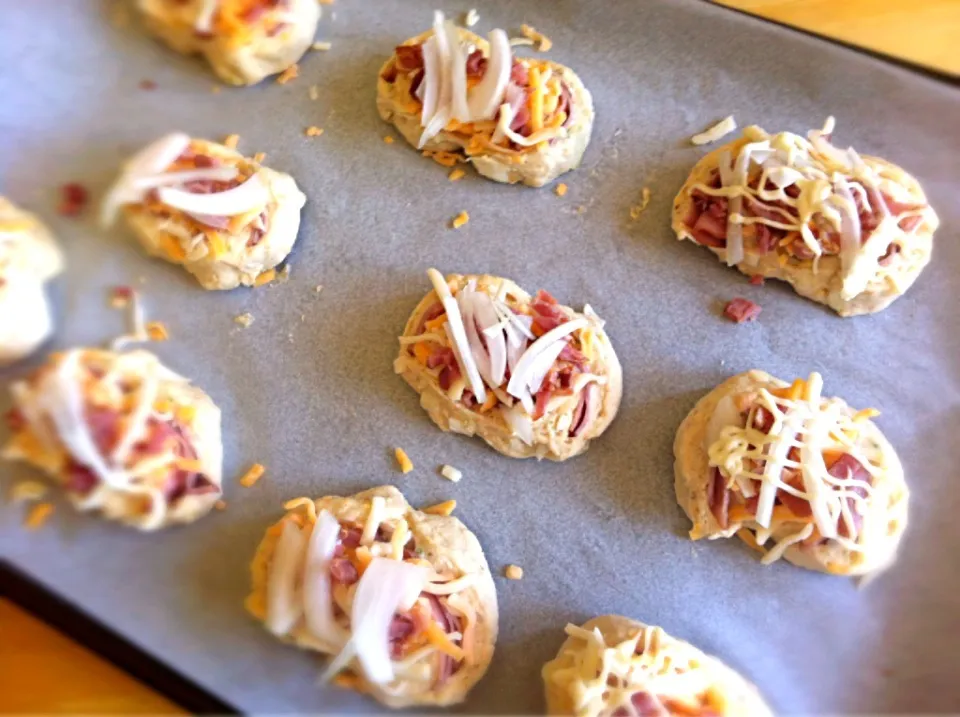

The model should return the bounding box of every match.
[254,269,276,287]
[308,84,319,101]
[223,133,240,149]
[464,9,479,27]
[395,447,414,474]
[691,115,737,146]
[451,211,470,230]
[211,85,223,94]
[448,168,466,182]
[25,502,54,530]
[555,183,568,197]
[305,126,324,137]
[629,187,651,220]
[311,41,332,51]
[276,64,300,85]
[253,151,266,163]
[520,24,552,52]
[440,465,462,483]
[234,312,254,328]
[423,500,457,516]
[504,564,524,580]
[383,135,395,144]
[240,463,266,487]
[146,321,169,341]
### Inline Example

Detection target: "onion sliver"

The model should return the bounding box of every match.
[507,318,587,405]
[834,182,862,275]
[501,403,534,445]
[704,395,739,452]
[157,172,269,217]
[445,21,470,122]
[466,29,511,121]
[303,510,346,648]
[524,339,566,394]
[471,292,507,386]
[420,37,439,127]
[571,382,600,438]
[266,519,308,636]
[132,167,239,190]
[459,291,492,386]
[428,269,486,403]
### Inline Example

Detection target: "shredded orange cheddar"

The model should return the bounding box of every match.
[629,188,652,219]
[223,133,240,149]
[161,233,186,261]
[413,343,432,365]
[478,391,498,413]
[448,168,466,182]
[255,269,277,287]
[333,673,361,690]
[175,458,204,473]
[853,408,881,422]
[175,404,196,424]
[504,564,524,580]
[395,447,414,474]
[423,150,461,168]
[153,398,173,414]
[383,135,395,144]
[311,41,332,51]
[253,151,266,163]
[424,621,466,660]
[25,502,54,530]
[555,183,568,197]
[146,322,169,341]
[305,126,324,137]
[423,499,456,516]
[451,211,470,230]
[276,63,299,85]
[520,23,552,51]
[424,316,447,332]
[240,463,266,487]
[215,500,227,511]
[205,229,227,258]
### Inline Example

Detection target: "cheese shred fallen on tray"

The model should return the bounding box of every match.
[276,64,300,85]
[451,211,470,229]
[308,84,319,101]
[423,499,457,516]
[214,500,227,511]
[146,321,169,341]
[520,24,552,51]
[305,126,324,137]
[234,312,254,328]
[691,115,737,146]
[311,41,332,51]
[25,502,55,530]
[464,8,479,27]
[253,152,266,163]
[223,133,240,149]
[440,465,462,483]
[629,187,651,220]
[448,168,466,182]
[395,447,414,474]
[504,564,524,580]
[383,135,395,144]
[555,183,568,197]
[240,463,266,487]
[254,269,276,287]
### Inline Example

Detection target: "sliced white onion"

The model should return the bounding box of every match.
[183,211,231,229]
[471,292,507,386]
[466,29,511,121]
[834,181,862,274]
[494,102,565,147]
[420,37,439,126]
[501,403,534,445]
[427,269,486,403]
[524,339,565,394]
[506,318,587,409]
[417,11,452,148]
[303,510,347,648]
[445,21,470,122]
[458,291,493,387]
[571,382,600,438]
[266,519,308,636]
[132,166,238,190]
[157,172,269,217]
[705,395,738,451]
[194,0,219,32]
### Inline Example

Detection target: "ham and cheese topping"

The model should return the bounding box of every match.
[380,12,574,154]
[162,0,297,45]
[262,496,479,694]
[402,270,608,446]
[547,623,728,717]
[683,118,934,300]
[2,349,219,530]
[102,133,273,264]
[704,372,896,567]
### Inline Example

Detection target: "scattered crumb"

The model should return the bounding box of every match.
[395,447,414,474]
[308,84,319,101]
[555,182,568,197]
[223,133,240,149]
[723,297,762,323]
[110,285,133,309]
[277,264,292,283]
[749,275,765,286]
[504,564,524,580]
[448,168,466,182]
[300,314,305,322]
[146,321,169,341]
[629,187,651,220]
[234,312,255,328]
[575,205,587,215]
[423,149,462,167]
[383,135,395,144]
[440,465,462,483]
[305,126,324,137]
[451,211,470,230]
[10,480,48,504]
[214,500,227,511]
[25,502,54,530]
[255,269,276,286]
[464,8,479,27]
[315,284,324,293]
[520,23,552,51]
[239,463,266,487]
[139,79,157,91]
[211,85,223,94]
[691,115,737,146]
[58,183,89,217]
[509,37,535,47]
[311,41,332,51]
[276,63,300,85]
[253,151,266,163]
[423,499,457,516]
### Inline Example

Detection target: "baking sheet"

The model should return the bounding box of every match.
[2,0,959,713]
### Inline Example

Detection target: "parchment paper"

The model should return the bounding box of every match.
[1,1,958,713]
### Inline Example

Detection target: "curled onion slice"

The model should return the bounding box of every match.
[420,37,439,127]
[303,510,347,648]
[466,29,511,121]
[132,166,238,190]
[704,395,738,452]
[266,519,308,636]
[445,21,470,122]
[471,292,507,386]
[428,269,486,403]
[157,172,269,217]
[501,403,534,445]
[507,318,587,411]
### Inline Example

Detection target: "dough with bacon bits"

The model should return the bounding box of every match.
[0,198,64,365]
[395,270,621,461]
[672,119,938,317]
[377,13,594,188]
[137,0,320,86]
[543,615,772,717]
[246,485,498,708]
[102,133,306,290]
[674,370,908,577]
[2,348,223,531]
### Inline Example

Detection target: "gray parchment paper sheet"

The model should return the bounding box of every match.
[2,0,958,713]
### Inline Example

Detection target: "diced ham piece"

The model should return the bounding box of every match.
[59,183,89,217]
[4,408,25,433]
[395,44,424,71]
[878,244,901,266]
[64,462,99,496]
[754,224,782,254]
[426,347,456,369]
[777,469,813,519]
[439,364,461,391]
[828,453,872,538]
[409,69,424,100]
[329,557,359,585]
[630,691,661,715]
[510,60,528,85]
[426,594,461,686]
[723,298,761,324]
[752,405,774,433]
[416,302,445,333]
[708,467,730,529]
[339,524,363,548]
[389,614,417,658]
[85,407,122,454]
[749,275,765,286]
[465,49,487,78]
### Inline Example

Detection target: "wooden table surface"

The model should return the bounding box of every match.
[4,2,957,714]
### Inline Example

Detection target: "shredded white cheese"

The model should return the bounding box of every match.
[691,115,737,146]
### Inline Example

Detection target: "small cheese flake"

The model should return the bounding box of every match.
[315,284,324,293]
[311,41,332,51]
[520,24,552,51]
[223,134,240,149]
[464,8,479,27]
[555,183,568,197]
[10,481,48,504]
[240,463,266,487]
[146,321,169,341]
[423,150,461,167]
[383,135,395,144]
[254,269,276,286]
[234,312,255,328]
[211,85,222,94]
[25,502,54,530]
[509,37,535,47]
[440,465,462,483]
[853,408,881,422]
[175,405,196,424]
[691,115,738,146]
[253,151,266,163]
[629,187,651,220]
[214,500,227,511]
[423,499,457,516]
[305,126,324,137]
[276,63,300,85]
[451,211,470,230]
[308,84,319,101]
[395,447,414,474]
[448,168,466,182]
[504,564,524,580]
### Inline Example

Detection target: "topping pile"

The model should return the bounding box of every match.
[403,270,607,445]
[705,372,892,566]
[102,133,273,263]
[684,118,931,300]
[2,350,218,530]
[380,12,573,152]
[262,496,477,692]
[549,622,725,716]
[190,0,296,43]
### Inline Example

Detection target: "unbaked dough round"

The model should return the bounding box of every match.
[543,615,772,717]
[3,348,223,530]
[673,370,908,576]
[247,485,498,708]
[138,0,320,86]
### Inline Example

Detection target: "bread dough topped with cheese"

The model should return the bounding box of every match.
[0,197,64,365]
[102,133,306,290]
[395,270,621,461]
[377,12,594,188]
[674,370,908,577]
[543,615,772,717]
[672,118,939,316]
[138,0,320,86]
[246,485,498,709]
[3,348,223,531]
